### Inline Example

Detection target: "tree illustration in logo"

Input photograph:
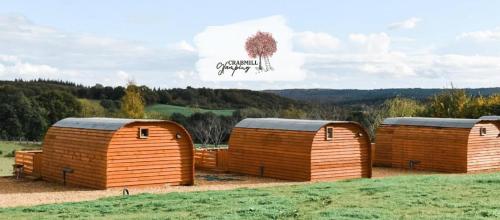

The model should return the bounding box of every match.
[245,31,277,72]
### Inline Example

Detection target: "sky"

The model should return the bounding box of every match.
[1,0,500,89]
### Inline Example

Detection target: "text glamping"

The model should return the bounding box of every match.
[216,60,258,76]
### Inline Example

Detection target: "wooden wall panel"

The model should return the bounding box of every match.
[373,126,394,166]
[106,122,194,188]
[228,128,314,181]
[41,121,194,189]
[467,122,500,172]
[310,124,371,181]
[228,123,370,182]
[15,150,43,176]
[194,148,229,171]
[41,127,112,189]
[375,125,469,173]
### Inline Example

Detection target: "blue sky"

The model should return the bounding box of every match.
[1,0,500,89]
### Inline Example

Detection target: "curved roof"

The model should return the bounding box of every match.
[234,118,354,132]
[382,117,490,128]
[479,115,500,120]
[53,117,165,131]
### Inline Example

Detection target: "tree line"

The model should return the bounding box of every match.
[1,79,499,145]
[1,79,302,109]
[0,79,302,142]
[269,87,500,105]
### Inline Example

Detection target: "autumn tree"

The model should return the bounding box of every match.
[245,31,277,71]
[280,105,307,119]
[466,94,500,118]
[425,88,471,118]
[121,81,145,118]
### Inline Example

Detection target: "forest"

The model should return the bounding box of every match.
[0,79,499,144]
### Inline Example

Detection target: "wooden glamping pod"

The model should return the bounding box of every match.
[228,118,372,181]
[375,117,500,173]
[41,118,194,189]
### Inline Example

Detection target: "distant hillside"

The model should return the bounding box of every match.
[266,88,500,104]
[0,79,304,110]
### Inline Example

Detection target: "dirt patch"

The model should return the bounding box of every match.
[0,170,301,208]
[372,167,437,178]
[0,168,444,208]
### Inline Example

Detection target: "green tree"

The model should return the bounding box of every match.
[235,107,267,118]
[121,82,145,118]
[99,99,121,113]
[79,99,106,117]
[0,104,22,140]
[23,108,47,141]
[37,90,82,125]
[382,97,424,117]
[0,86,47,140]
[281,105,307,119]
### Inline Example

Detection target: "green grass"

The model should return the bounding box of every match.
[0,141,41,176]
[1,172,500,219]
[145,104,235,117]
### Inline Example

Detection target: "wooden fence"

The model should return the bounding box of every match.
[194,144,375,171]
[194,148,229,171]
[15,150,43,176]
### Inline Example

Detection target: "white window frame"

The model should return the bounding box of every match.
[480,127,487,136]
[139,127,149,139]
[325,126,334,140]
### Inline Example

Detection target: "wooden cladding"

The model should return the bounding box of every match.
[374,121,500,173]
[311,124,371,181]
[228,122,371,182]
[194,148,229,171]
[467,123,500,172]
[41,121,194,189]
[15,150,43,176]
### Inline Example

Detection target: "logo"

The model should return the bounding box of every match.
[216,31,277,76]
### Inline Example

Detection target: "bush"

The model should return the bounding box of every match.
[4,150,15,157]
[0,150,2,155]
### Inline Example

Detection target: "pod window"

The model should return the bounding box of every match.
[139,128,149,139]
[326,127,334,140]
[480,127,487,136]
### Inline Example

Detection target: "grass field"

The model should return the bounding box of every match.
[0,141,41,176]
[1,172,499,219]
[145,104,235,117]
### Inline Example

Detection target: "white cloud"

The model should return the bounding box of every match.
[300,31,500,83]
[348,32,391,54]
[169,40,196,52]
[0,15,197,86]
[194,15,305,81]
[388,17,421,30]
[176,70,196,79]
[116,70,131,82]
[1,14,500,89]
[0,54,61,78]
[293,31,340,53]
[457,27,500,41]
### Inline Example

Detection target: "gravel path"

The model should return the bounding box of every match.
[372,167,437,178]
[0,171,302,208]
[0,168,436,208]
